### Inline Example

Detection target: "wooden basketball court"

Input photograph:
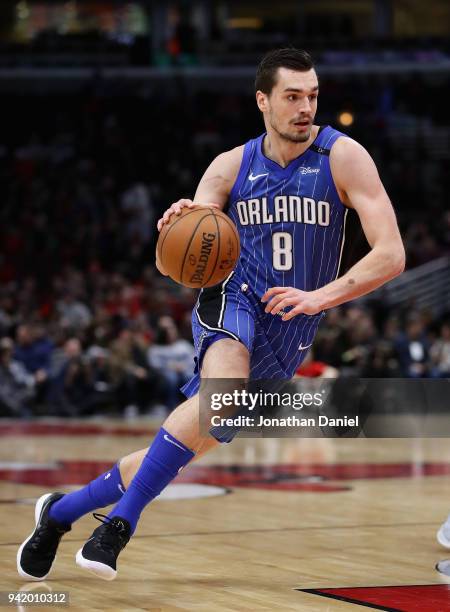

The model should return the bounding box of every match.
[1,419,450,611]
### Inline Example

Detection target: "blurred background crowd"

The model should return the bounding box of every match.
[0,0,449,418]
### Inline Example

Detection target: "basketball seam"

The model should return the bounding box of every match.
[216,212,240,242]
[203,209,221,287]
[215,212,241,263]
[158,208,203,264]
[179,213,214,284]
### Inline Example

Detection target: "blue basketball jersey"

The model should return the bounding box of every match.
[226,125,348,297]
[182,125,350,418]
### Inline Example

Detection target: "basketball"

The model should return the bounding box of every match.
[157,207,240,288]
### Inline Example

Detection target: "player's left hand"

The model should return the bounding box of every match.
[261,287,324,320]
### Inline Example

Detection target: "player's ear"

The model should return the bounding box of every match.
[256,90,269,113]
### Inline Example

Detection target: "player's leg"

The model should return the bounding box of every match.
[16,414,218,582]
[75,337,249,580]
[118,434,218,489]
[45,402,218,526]
[17,277,253,581]
[16,338,246,581]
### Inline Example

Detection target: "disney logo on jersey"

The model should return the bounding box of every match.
[236,195,330,227]
[299,166,320,175]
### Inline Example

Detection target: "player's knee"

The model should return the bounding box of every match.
[201,338,250,378]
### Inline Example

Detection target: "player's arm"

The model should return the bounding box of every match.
[156,146,243,274]
[156,146,243,231]
[263,138,405,319]
[318,138,405,308]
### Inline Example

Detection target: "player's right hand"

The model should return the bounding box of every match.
[157,199,194,231]
[157,199,220,231]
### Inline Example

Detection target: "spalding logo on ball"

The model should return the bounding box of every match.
[157,207,240,288]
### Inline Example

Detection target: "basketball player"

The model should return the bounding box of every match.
[17,48,405,581]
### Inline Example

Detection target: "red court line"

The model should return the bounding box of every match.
[2,460,450,490]
[300,585,450,612]
[0,422,156,436]
[175,463,450,483]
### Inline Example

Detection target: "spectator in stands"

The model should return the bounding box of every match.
[147,316,195,411]
[13,324,52,404]
[0,292,17,336]
[430,322,450,377]
[109,328,159,417]
[313,308,349,369]
[120,179,154,246]
[342,308,377,372]
[0,337,36,417]
[362,340,401,377]
[83,346,117,414]
[14,324,52,377]
[56,291,93,329]
[395,318,431,377]
[47,338,90,416]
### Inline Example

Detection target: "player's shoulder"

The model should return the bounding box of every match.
[329,134,377,181]
[214,145,245,167]
[329,133,381,196]
[207,145,245,181]
[329,134,372,164]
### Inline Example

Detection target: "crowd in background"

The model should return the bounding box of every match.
[0,283,449,419]
[0,74,449,418]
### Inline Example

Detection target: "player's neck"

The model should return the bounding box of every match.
[263,125,319,168]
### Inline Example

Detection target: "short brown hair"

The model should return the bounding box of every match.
[255,48,315,94]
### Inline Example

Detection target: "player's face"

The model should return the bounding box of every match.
[259,67,319,143]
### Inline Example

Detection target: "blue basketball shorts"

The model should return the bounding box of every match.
[181,271,325,400]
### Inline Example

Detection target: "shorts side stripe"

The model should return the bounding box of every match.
[195,272,239,341]
[218,271,234,327]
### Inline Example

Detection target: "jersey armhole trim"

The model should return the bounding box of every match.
[326,134,350,210]
[334,208,349,279]
[228,140,255,204]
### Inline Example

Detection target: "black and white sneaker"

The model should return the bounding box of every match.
[75,513,131,581]
[17,492,71,581]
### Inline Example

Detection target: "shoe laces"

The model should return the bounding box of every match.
[30,521,66,556]
[92,513,129,555]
